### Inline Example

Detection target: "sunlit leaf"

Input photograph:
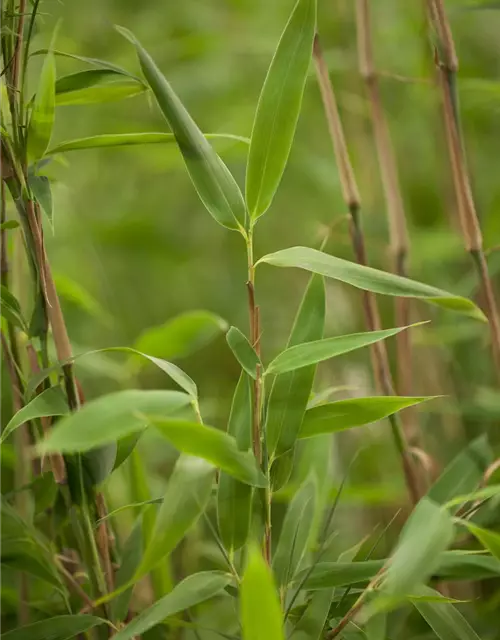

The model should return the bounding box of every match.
[31,49,139,78]
[112,571,231,640]
[266,325,419,375]
[226,326,261,379]
[256,247,485,321]
[217,373,254,552]
[299,396,432,439]
[273,475,316,587]
[246,0,316,219]
[444,485,500,509]
[412,586,481,640]
[456,519,500,560]
[134,455,214,581]
[1,385,68,444]
[146,417,267,487]
[241,545,284,640]
[37,389,193,454]
[266,274,325,466]
[0,615,107,640]
[46,132,249,155]
[118,26,247,232]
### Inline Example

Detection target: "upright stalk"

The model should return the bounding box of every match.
[426,0,500,380]
[355,0,419,442]
[313,34,419,504]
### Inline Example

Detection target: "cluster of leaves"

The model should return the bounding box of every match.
[2,0,500,639]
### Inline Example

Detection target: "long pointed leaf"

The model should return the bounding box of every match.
[412,586,481,640]
[27,48,55,161]
[0,616,107,640]
[226,326,261,379]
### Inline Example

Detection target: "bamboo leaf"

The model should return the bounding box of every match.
[47,133,249,155]
[110,518,144,623]
[37,389,193,454]
[266,325,421,375]
[273,475,317,587]
[55,82,146,106]
[1,386,68,444]
[135,455,214,580]
[55,69,144,94]
[289,588,334,640]
[31,49,139,78]
[436,551,500,580]
[246,0,316,219]
[217,373,254,552]
[0,615,107,640]
[146,417,267,487]
[412,586,481,640]
[266,274,325,465]
[456,520,500,559]
[299,396,432,439]
[117,26,247,232]
[256,247,485,321]
[27,48,56,161]
[226,326,261,379]
[112,571,231,640]
[241,545,284,640]
[0,220,20,231]
[28,173,53,227]
[0,285,26,331]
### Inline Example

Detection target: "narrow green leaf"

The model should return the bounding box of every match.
[27,48,56,161]
[217,373,254,552]
[256,247,485,321]
[31,49,139,78]
[146,417,267,487]
[37,389,193,454]
[0,220,20,231]
[299,396,432,439]
[113,432,144,471]
[226,326,261,379]
[117,26,247,232]
[28,173,53,227]
[135,455,214,580]
[427,435,492,512]
[55,69,144,95]
[1,386,68,444]
[412,586,481,640]
[134,310,228,361]
[111,518,144,623]
[0,285,26,331]
[289,588,334,640]
[55,82,146,106]
[444,484,500,509]
[435,551,500,580]
[113,571,231,640]
[241,546,284,640]
[457,520,500,559]
[266,325,419,375]
[0,615,107,640]
[246,0,316,219]
[47,132,249,155]
[1,539,62,588]
[266,274,325,464]
[382,498,454,598]
[273,475,317,587]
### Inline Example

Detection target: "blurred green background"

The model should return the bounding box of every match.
[13,0,500,535]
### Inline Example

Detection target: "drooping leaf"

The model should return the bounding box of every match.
[37,389,193,454]
[27,47,56,161]
[444,484,500,509]
[146,417,267,487]
[256,247,485,321]
[412,586,481,640]
[456,519,500,560]
[241,546,284,640]
[246,0,316,219]
[266,274,325,466]
[134,455,214,581]
[273,475,317,587]
[134,310,228,361]
[55,69,144,95]
[55,82,146,106]
[266,325,420,375]
[0,615,107,640]
[117,26,247,232]
[47,132,249,155]
[427,435,492,512]
[112,571,231,640]
[217,373,254,552]
[226,326,261,379]
[289,588,334,640]
[28,173,53,227]
[1,385,68,444]
[0,285,26,331]
[381,498,454,598]
[31,49,139,78]
[299,396,431,439]
[111,518,144,623]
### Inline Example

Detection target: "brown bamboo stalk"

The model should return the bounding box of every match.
[355,0,418,443]
[313,33,419,505]
[426,0,500,379]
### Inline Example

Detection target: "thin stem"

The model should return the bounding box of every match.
[313,33,419,505]
[426,0,500,381]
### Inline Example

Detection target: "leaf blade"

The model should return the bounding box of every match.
[226,326,261,379]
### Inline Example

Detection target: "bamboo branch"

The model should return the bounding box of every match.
[313,33,419,505]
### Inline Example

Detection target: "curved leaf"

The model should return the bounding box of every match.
[226,326,261,379]
[55,69,144,94]
[27,48,55,161]
[256,247,485,321]
[412,586,481,640]
[0,615,107,640]
[31,49,138,78]
[146,417,266,487]
[246,0,316,219]
[117,26,247,232]
[299,396,432,439]
[1,285,26,331]
[55,82,146,106]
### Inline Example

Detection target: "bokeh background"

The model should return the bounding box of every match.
[6,0,500,602]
